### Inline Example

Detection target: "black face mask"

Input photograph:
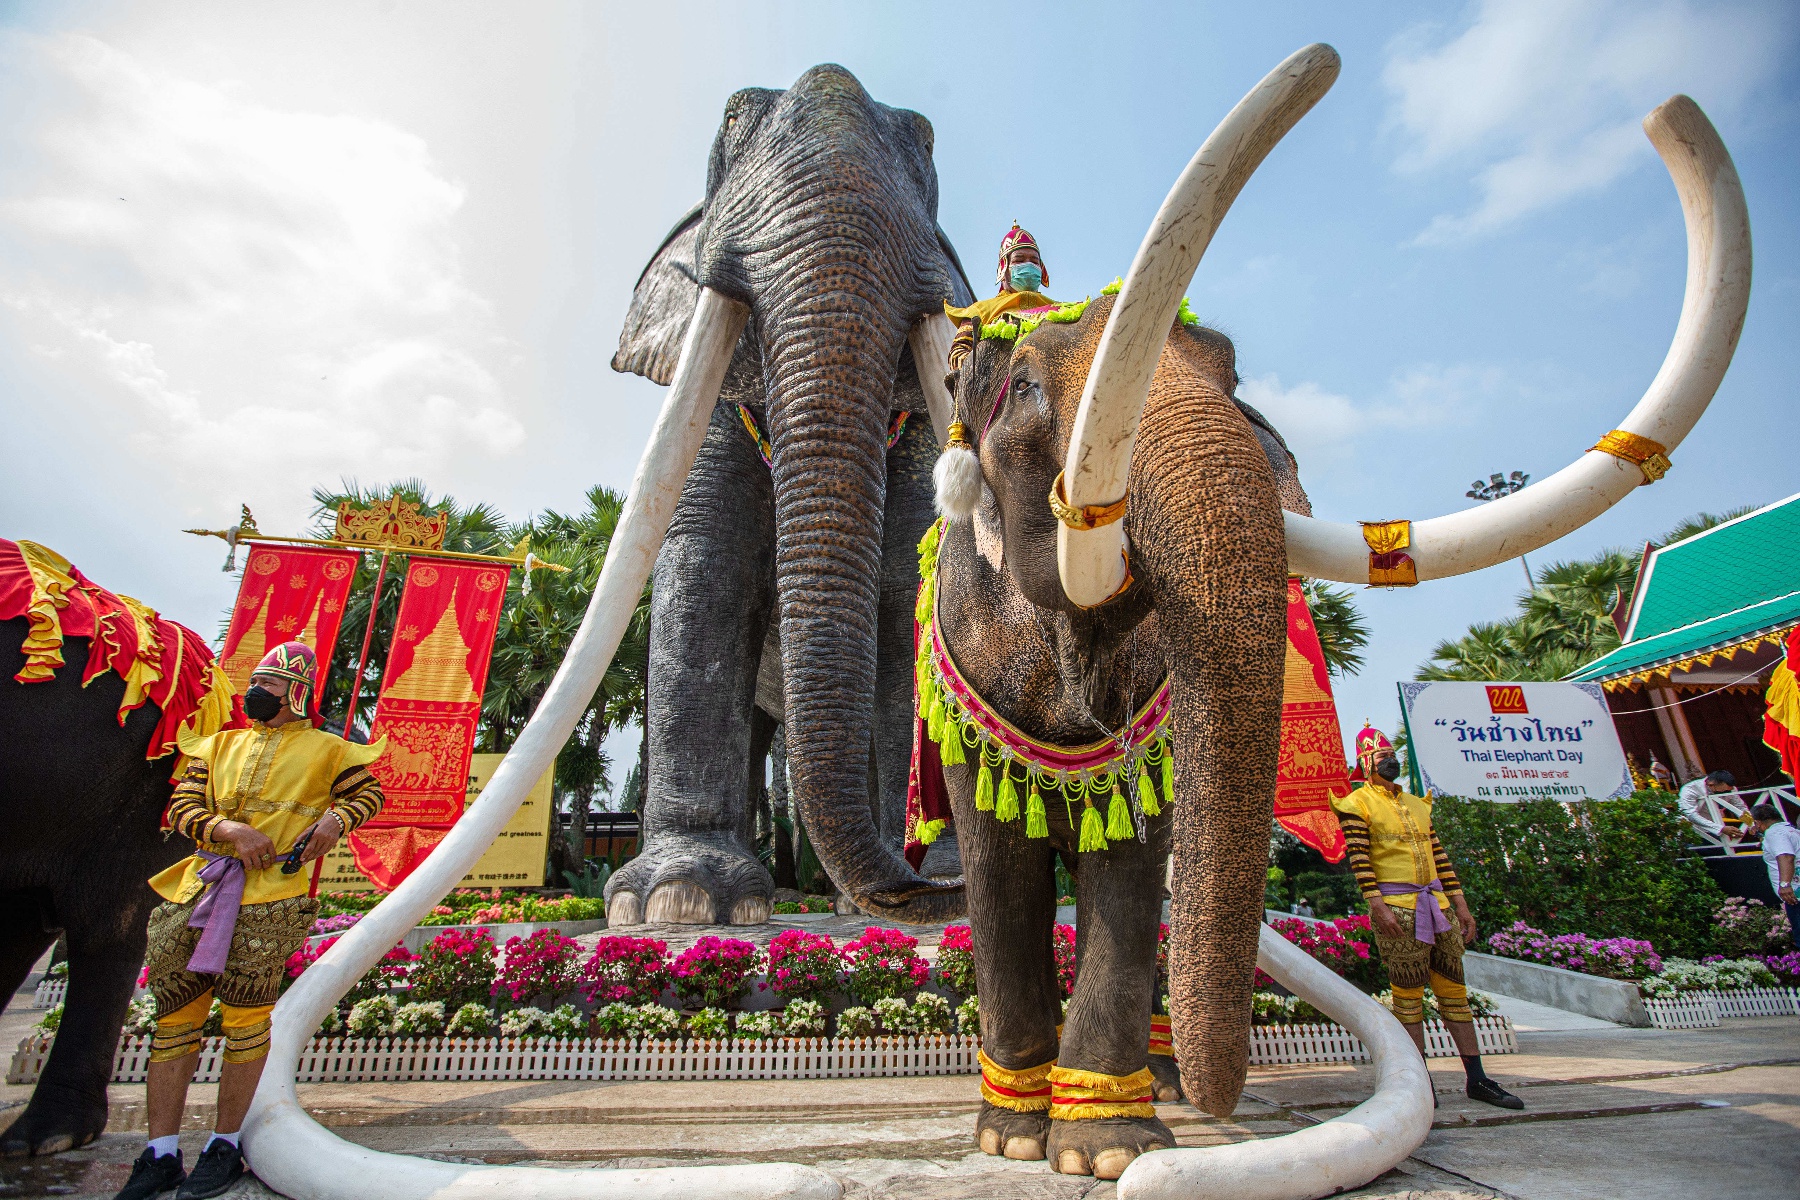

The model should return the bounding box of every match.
[1374,758,1402,781]
[243,686,283,723]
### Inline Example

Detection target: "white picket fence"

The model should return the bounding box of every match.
[32,978,64,1009]
[1643,995,1722,1029]
[9,1015,1516,1087]
[1247,1016,1514,1066]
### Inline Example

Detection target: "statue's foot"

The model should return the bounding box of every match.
[1,1089,106,1157]
[1147,1055,1183,1102]
[603,835,772,926]
[1046,1115,1175,1179]
[975,1102,1050,1161]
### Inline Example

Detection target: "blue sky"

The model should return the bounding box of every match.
[1,0,1796,771]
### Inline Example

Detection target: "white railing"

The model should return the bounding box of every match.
[1246,1016,1514,1065]
[32,978,64,1009]
[1694,986,1800,1018]
[1643,995,1722,1028]
[9,1016,1515,1087]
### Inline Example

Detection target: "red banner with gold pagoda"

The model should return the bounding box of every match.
[350,557,510,888]
[219,545,359,701]
[1276,578,1350,861]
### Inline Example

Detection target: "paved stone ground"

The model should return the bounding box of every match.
[7,953,1798,1199]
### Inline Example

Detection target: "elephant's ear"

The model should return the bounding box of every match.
[1232,395,1314,517]
[938,225,977,309]
[613,204,704,385]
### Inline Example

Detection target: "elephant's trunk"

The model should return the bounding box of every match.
[1130,360,1288,1117]
[757,236,963,923]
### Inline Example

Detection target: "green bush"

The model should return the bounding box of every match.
[1433,790,1723,958]
[1290,870,1364,919]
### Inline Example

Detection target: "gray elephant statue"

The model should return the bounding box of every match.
[605,65,973,925]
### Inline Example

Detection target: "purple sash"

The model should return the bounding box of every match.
[1378,880,1452,944]
[185,851,247,975]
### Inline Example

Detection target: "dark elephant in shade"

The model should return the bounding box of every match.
[605,65,972,925]
[0,621,198,1156]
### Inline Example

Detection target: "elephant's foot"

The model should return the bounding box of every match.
[603,835,772,926]
[1046,1115,1175,1179]
[1,1085,106,1157]
[974,1102,1049,1161]
[1147,1055,1183,1102]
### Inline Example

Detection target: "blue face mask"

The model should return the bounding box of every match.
[1008,262,1043,293]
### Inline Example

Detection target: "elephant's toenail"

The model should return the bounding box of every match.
[1004,1136,1044,1161]
[1092,1148,1138,1179]
[979,1128,1001,1155]
[1054,1148,1092,1175]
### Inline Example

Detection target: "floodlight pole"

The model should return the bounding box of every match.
[1465,471,1535,589]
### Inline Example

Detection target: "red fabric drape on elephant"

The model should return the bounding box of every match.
[1275,578,1349,862]
[1763,627,1800,783]
[218,544,360,710]
[0,538,239,763]
[350,558,510,888]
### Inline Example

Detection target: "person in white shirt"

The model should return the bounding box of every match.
[1749,803,1800,943]
[1676,770,1744,844]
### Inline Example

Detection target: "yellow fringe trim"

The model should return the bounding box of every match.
[1048,1065,1157,1120]
[1049,1065,1154,1094]
[978,1048,1055,1090]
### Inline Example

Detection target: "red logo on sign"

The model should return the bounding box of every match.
[1486,685,1528,714]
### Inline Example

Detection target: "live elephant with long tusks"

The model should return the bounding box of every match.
[236,43,1747,1200]
[605,64,977,926]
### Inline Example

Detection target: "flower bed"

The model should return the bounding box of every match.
[1485,921,1662,981]
[312,888,604,932]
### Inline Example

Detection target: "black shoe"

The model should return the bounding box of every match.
[115,1147,184,1200]
[175,1139,244,1199]
[1467,1077,1524,1110]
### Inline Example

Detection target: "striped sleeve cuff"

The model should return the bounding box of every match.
[1336,814,1382,898]
[330,766,386,833]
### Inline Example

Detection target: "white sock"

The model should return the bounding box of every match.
[147,1134,181,1158]
[206,1130,241,1150]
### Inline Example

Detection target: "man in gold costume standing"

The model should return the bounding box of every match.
[1330,725,1522,1111]
[118,642,386,1200]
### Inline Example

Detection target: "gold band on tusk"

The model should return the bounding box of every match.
[1049,471,1127,531]
[1361,519,1417,588]
[1590,429,1671,484]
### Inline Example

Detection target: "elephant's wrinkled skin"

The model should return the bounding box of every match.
[607,66,972,925]
[938,297,1295,1177]
[0,621,194,1156]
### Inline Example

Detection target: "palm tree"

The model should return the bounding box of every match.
[1301,579,1370,678]
[481,486,651,881]
[1416,506,1760,682]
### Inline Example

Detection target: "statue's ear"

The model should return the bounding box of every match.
[612,205,704,385]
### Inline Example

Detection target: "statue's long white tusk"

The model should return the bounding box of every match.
[239,290,841,1200]
[1117,925,1434,1200]
[1287,95,1751,584]
[910,312,960,444]
[1057,43,1341,608]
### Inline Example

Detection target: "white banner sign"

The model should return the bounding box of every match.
[1399,681,1632,802]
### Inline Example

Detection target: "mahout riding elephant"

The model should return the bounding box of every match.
[605,64,973,925]
[0,542,235,1157]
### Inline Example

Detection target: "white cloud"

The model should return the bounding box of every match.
[1384,0,1793,242]
[1240,365,1501,466]
[0,32,523,529]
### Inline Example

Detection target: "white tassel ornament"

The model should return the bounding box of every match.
[933,421,984,519]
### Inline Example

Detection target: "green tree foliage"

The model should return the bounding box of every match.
[1433,791,1724,958]
[1301,579,1370,678]
[1419,506,1759,682]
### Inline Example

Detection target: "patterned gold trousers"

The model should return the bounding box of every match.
[144,893,318,1063]
[1373,913,1474,1025]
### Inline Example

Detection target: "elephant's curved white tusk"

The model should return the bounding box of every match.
[910,311,960,444]
[1057,43,1341,608]
[1286,95,1750,585]
[239,290,840,1200]
[1116,925,1433,1200]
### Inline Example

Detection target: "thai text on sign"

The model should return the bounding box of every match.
[1399,681,1633,802]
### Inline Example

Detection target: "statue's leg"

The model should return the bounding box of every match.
[605,400,776,926]
[877,411,956,868]
[1047,822,1177,1179]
